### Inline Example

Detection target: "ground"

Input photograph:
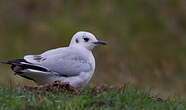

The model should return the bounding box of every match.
[0,82,185,110]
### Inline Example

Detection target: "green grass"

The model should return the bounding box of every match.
[0,85,185,110]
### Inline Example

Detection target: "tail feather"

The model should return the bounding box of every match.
[0,59,50,82]
[0,59,49,72]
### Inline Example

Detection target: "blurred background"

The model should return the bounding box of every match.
[0,0,186,98]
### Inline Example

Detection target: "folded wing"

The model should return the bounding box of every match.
[24,47,92,77]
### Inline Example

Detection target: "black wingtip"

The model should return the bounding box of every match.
[0,59,27,65]
[0,60,9,64]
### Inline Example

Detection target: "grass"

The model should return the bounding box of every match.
[0,85,185,110]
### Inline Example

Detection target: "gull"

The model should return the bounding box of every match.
[0,31,106,88]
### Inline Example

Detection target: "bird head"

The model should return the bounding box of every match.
[70,31,106,50]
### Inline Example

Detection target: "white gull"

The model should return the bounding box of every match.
[0,31,106,88]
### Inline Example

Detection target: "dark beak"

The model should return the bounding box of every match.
[93,40,107,45]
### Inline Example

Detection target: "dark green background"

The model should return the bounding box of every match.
[0,0,185,98]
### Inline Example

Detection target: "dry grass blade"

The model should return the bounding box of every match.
[23,80,82,94]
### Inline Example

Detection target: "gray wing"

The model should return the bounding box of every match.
[24,47,92,76]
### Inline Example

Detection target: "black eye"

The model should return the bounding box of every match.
[76,38,79,43]
[83,38,89,42]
